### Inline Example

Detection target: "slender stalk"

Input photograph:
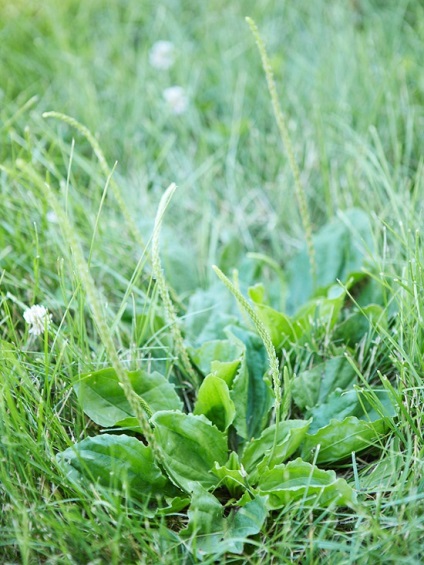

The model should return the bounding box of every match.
[16,161,154,440]
[246,17,316,286]
[152,183,200,388]
[42,113,184,310]
[212,265,282,416]
[42,112,145,252]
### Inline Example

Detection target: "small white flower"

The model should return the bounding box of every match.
[46,210,58,223]
[149,40,175,70]
[23,305,52,336]
[163,86,189,115]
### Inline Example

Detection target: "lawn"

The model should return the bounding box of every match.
[1,1,424,563]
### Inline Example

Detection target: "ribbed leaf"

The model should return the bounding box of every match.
[57,433,176,498]
[74,367,182,428]
[194,375,236,431]
[259,458,356,508]
[301,416,390,464]
[151,411,228,492]
[181,485,268,556]
[241,419,311,482]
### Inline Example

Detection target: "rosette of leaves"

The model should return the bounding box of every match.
[58,335,357,556]
[58,210,397,557]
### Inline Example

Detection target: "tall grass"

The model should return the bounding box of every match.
[1,0,424,562]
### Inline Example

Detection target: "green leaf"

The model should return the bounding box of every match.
[190,339,243,380]
[57,433,176,498]
[307,389,361,433]
[307,380,397,435]
[293,356,356,410]
[194,375,236,432]
[248,283,302,349]
[251,302,302,350]
[241,420,311,482]
[151,410,228,492]
[334,304,387,347]
[358,389,397,422]
[293,285,346,334]
[210,359,242,387]
[292,356,396,441]
[301,416,390,464]
[223,494,268,554]
[74,367,183,429]
[258,458,356,508]
[212,452,247,498]
[247,283,267,304]
[184,284,239,345]
[181,485,268,557]
[287,209,374,313]
[292,356,357,413]
[179,486,225,556]
[228,327,274,441]
[156,495,191,515]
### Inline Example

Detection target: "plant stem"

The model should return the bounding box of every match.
[246,17,316,287]
[152,183,200,388]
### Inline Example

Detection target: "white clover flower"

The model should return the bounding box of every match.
[23,305,52,336]
[149,40,175,70]
[46,210,58,223]
[163,86,189,115]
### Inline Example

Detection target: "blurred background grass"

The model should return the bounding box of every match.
[2,1,423,275]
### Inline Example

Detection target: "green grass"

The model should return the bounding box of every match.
[1,0,424,562]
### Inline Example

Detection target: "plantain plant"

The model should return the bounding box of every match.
[56,20,397,558]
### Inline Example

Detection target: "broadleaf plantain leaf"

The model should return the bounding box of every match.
[57,433,177,498]
[151,410,228,492]
[301,416,390,464]
[74,367,183,429]
[258,458,357,508]
[193,375,236,431]
[241,419,311,483]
